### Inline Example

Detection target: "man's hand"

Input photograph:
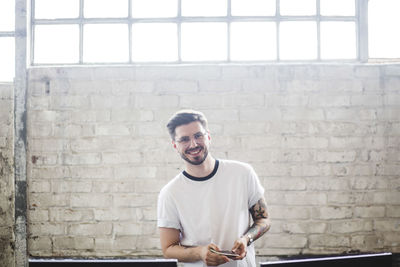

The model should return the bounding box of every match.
[231,236,248,260]
[201,244,230,266]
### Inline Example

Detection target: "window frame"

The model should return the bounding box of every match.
[29,0,373,65]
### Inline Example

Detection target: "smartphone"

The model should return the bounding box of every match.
[210,248,239,258]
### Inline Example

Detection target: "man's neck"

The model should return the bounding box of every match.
[184,155,216,178]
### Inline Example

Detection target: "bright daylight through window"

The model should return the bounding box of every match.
[0,0,15,82]
[1,0,399,79]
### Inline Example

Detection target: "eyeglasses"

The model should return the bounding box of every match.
[175,131,207,146]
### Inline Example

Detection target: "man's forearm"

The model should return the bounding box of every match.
[243,218,271,245]
[163,244,203,263]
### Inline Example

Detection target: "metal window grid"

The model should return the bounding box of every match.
[30,0,370,65]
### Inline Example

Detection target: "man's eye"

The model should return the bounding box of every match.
[179,138,190,143]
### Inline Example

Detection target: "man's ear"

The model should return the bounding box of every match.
[172,140,177,149]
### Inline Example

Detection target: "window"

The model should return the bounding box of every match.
[0,0,15,82]
[30,0,399,65]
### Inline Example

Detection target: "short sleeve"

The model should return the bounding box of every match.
[247,165,265,208]
[157,187,182,231]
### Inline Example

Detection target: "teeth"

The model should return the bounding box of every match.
[187,147,201,155]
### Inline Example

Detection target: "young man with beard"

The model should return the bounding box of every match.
[157,110,270,267]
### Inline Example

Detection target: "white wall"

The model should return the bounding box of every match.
[26,64,400,257]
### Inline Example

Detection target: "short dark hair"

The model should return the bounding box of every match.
[166,110,208,140]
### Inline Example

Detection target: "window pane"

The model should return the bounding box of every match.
[182,0,226,17]
[280,0,316,16]
[0,37,14,82]
[35,0,79,19]
[34,25,79,64]
[0,0,14,31]
[321,22,356,59]
[280,21,317,60]
[83,24,129,63]
[181,23,227,61]
[231,22,276,61]
[369,0,400,58]
[132,0,177,18]
[132,23,178,62]
[84,0,128,18]
[320,0,355,16]
[231,0,275,16]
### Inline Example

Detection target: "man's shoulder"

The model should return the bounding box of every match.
[159,172,184,195]
[219,159,253,170]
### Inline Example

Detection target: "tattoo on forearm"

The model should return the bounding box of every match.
[246,198,270,241]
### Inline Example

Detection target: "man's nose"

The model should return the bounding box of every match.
[189,137,198,147]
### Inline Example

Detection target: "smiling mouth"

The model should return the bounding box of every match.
[186,147,202,156]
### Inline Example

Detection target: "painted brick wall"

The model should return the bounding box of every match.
[0,84,15,267]
[26,64,400,258]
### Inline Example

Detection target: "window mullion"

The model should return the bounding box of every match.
[357,0,369,62]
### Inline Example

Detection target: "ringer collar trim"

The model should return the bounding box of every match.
[183,160,219,182]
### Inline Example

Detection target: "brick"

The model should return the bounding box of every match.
[49,208,94,222]
[69,223,112,236]
[96,124,130,136]
[111,109,154,122]
[308,95,350,107]
[312,206,352,220]
[180,94,224,109]
[28,236,52,252]
[354,206,385,218]
[374,220,400,232]
[266,94,308,107]
[30,222,66,236]
[135,95,179,108]
[90,96,130,109]
[62,153,101,165]
[284,137,328,149]
[306,177,349,191]
[387,206,400,217]
[264,234,307,248]
[282,221,327,234]
[28,209,49,222]
[351,95,383,106]
[70,194,113,208]
[155,80,198,93]
[282,108,324,120]
[51,95,90,109]
[29,193,68,208]
[102,152,141,164]
[94,208,138,221]
[330,220,373,234]
[51,180,92,193]
[351,234,384,250]
[53,236,94,250]
[239,108,282,121]
[284,192,327,206]
[223,94,265,107]
[329,137,364,149]
[268,205,310,219]
[309,234,350,248]
[266,177,306,191]
[69,166,113,179]
[316,151,357,163]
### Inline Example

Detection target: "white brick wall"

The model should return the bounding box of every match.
[26,64,400,258]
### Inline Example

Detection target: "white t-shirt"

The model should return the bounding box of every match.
[157,159,265,267]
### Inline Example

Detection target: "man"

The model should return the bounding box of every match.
[157,110,270,267]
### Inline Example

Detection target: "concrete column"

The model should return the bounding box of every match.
[14,0,28,266]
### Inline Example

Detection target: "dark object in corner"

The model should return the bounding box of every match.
[29,259,178,267]
[261,253,392,267]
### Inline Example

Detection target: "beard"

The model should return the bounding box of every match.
[180,145,208,165]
